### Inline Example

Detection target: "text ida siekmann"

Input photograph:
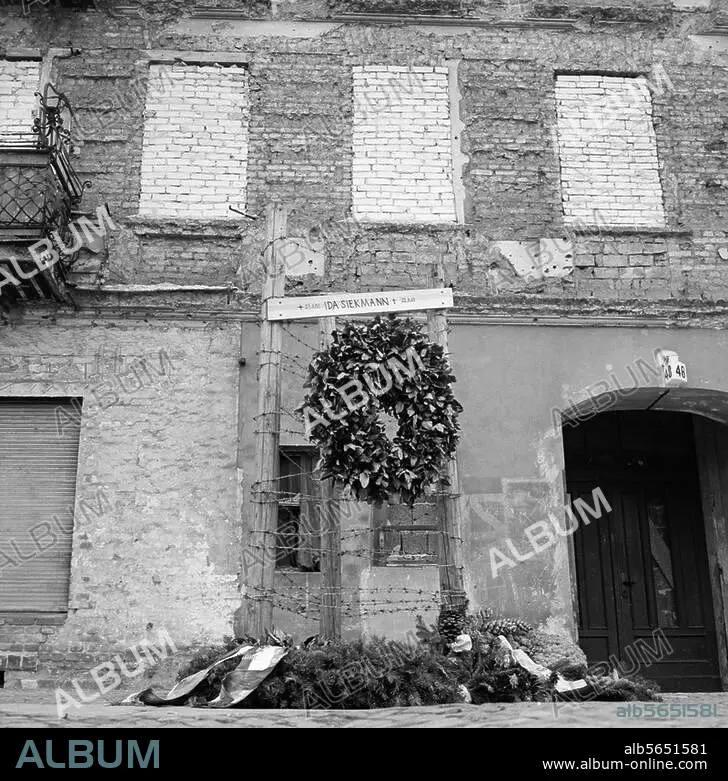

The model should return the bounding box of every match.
[15,740,159,769]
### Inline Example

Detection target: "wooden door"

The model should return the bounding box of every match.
[565,412,720,691]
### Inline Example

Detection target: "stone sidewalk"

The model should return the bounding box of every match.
[1,691,726,728]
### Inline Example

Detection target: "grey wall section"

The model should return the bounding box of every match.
[0,316,258,682]
[3,316,728,677]
[449,324,728,636]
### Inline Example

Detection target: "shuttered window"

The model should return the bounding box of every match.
[0,399,81,612]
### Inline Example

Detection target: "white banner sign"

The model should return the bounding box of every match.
[266,287,454,321]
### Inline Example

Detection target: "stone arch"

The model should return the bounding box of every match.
[559,387,728,691]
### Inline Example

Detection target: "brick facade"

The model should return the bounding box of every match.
[0,60,39,136]
[555,75,666,228]
[352,66,456,223]
[1,0,728,687]
[139,63,249,219]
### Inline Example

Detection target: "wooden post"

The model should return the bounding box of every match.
[318,315,342,640]
[427,261,466,609]
[245,203,288,638]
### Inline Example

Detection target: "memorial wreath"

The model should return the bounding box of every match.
[300,315,463,505]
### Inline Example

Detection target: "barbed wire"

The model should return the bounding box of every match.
[248,488,463,499]
[243,584,456,619]
[247,583,464,596]
[257,348,313,377]
[247,529,463,548]
[246,295,463,622]
[281,323,321,354]
[243,529,464,544]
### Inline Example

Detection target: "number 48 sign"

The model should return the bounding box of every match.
[659,350,688,387]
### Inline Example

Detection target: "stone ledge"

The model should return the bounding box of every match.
[569,227,693,238]
[3,49,42,61]
[144,50,252,65]
[185,10,579,29]
[0,613,68,626]
[16,292,728,329]
[449,296,728,327]
[332,14,578,29]
[354,221,467,233]
[125,216,251,238]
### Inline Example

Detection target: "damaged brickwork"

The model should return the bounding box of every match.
[0,1,721,303]
[1,0,728,686]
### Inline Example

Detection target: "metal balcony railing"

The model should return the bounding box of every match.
[0,83,89,303]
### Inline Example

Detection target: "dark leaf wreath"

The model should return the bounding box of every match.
[298,315,463,506]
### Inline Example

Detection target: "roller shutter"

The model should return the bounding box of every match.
[0,399,81,612]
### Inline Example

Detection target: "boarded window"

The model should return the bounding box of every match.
[555,75,666,228]
[0,399,81,612]
[352,65,456,223]
[139,63,249,219]
[373,499,441,566]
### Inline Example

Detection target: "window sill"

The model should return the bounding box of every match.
[128,215,248,238]
[353,220,466,234]
[0,612,67,625]
[331,13,577,30]
[567,226,693,238]
[273,569,321,580]
[373,561,439,569]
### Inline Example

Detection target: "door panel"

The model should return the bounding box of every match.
[571,484,620,667]
[565,411,721,691]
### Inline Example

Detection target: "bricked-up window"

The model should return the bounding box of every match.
[373,500,441,565]
[555,75,666,228]
[352,65,456,223]
[139,63,249,219]
[276,448,320,571]
[0,59,41,137]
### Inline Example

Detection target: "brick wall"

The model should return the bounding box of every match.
[2,3,728,682]
[14,11,722,304]
[0,59,40,136]
[139,63,249,219]
[555,75,666,228]
[246,54,351,223]
[0,614,64,682]
[461,58,560,239]
[352,66,456,223]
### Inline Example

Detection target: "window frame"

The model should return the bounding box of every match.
[276,445,321,572]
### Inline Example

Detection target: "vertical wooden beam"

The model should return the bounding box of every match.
[318,315,342,640]
[693,416,728,690]
[245,203,288,638]
[427,261,466,609]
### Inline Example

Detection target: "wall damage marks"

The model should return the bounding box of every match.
[330,0,465,14]
[490,238,575,290]
[278,236,325,277]
[532,2,675,26]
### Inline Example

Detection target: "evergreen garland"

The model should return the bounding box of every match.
[173,614,663,709]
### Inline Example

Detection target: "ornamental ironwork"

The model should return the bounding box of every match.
[0,82,91,304]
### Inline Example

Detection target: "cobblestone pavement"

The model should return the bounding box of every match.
[1,691,726,728]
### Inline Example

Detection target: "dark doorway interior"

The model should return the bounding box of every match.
[564,411,721,692]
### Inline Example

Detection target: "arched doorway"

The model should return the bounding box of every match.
[563,400,727,692]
